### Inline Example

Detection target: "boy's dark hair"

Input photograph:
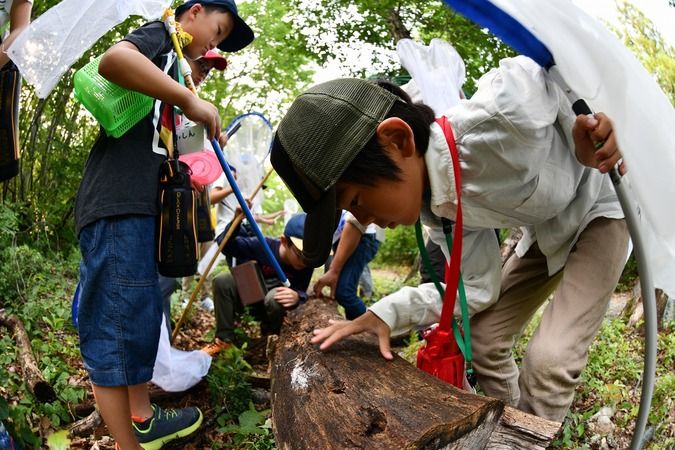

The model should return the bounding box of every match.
[339,81,435,187]
[176,4,229,19]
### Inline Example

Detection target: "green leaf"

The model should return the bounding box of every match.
[46,430,71,450]
[217,424,241,434]
[239,408,265,429]
[576,422,585,437]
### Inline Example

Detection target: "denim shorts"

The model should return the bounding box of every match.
[77,215,162,387]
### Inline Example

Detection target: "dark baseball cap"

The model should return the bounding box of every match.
[176,0,254,52]
[284,213,306,250]
[271,78,399,267]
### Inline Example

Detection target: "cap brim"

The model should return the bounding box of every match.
[202,54,228,70]
[218,15,254,52]
[271,137,337,267]
[289,236,303,251]
[270,135,323,212]
[302,191,340,268]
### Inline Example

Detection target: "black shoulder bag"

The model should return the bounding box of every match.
[156,58,199,277]
[0,53,22,182]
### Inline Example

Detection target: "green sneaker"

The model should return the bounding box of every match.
[132,404,203,450]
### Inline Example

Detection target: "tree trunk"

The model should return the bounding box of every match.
[387,8,411,43]
[0,309,56,403]
[271,298,558,449]
[624,285,670,332]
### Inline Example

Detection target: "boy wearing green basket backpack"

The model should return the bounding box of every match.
[74,1,253,449]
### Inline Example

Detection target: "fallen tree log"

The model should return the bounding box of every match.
[0,309,56,403]
[486,406,560,449]
[271,298,560,449]
[271,297,504,449]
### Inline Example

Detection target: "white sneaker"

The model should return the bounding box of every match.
[200,297,214,312]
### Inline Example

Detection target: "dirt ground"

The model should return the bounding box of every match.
[64,305,270,450]
[34,268,655,449]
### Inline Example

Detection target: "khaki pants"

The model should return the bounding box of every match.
[471,218,629,422]
[212,272,286,342]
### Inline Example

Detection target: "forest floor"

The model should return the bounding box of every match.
[2,266,673,449]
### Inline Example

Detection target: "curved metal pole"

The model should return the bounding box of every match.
[550,65,657,448]
[611,172,658,450]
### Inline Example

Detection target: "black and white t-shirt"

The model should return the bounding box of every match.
[75,21,178,234]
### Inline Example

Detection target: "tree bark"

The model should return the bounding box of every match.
[624,285,670,332]
[271,297,505,449]
[486,406,560,449]
[271,298,561,449]
[68,410,102,438]
[387,8,411,43]
[0,309,56,403]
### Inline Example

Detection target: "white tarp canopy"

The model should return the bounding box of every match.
[485,0,675,297]
[7,0,171,98]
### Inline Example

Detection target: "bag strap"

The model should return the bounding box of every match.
[414,116,473,372]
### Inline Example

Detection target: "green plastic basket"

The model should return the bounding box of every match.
[73,55,154,138]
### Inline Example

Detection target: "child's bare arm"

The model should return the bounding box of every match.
[98,42,221,139]
[0,0,32,68]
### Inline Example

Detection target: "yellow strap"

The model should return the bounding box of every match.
[175,22,193,49]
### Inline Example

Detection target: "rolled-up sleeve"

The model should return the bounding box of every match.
[369,227,501,337]
[344,211,367,234]
[369,283,443,337]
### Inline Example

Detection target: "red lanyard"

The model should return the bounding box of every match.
[435,116,463,333]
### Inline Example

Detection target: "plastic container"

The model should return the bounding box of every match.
[416,326,465,388]
[73,55,154,138]
[179,150,222,185]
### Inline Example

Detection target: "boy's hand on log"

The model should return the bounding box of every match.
[312,269,339,298]
[311,311,393,360]
[573,112,625,174]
